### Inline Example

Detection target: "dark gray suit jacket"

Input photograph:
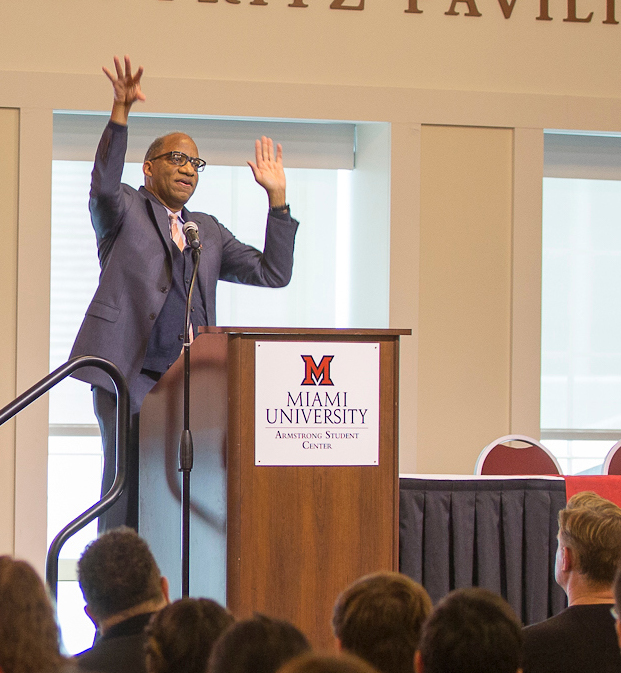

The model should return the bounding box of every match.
[75,612,153,673]
[523,603,621,673]
[70,122,299,409]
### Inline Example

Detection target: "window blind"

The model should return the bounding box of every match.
[53,111,356,169]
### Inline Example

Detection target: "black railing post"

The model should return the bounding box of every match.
[0,356,129,601]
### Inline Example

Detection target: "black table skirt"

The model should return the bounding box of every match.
[399,477,568,625]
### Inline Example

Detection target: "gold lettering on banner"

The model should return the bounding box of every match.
[445,0,482,15]
[405,0,424,12]
[564,0,593,20]
[497,0,518,17]
[603,0,619,21]
[192,0,620,24]
[330,0,364,9]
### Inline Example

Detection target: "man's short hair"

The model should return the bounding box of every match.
[332,572,432,673]
[417,588,522,673]
[558,492,621,585]
[144,133,189,162]
[208,614,311,673]
[77,527,163,620]
[614,564,621,615]
[146,598,234,673]
[277,653,379,673]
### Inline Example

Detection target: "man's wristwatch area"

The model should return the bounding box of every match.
[269,203,290,216]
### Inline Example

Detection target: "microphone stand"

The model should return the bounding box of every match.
[180,244,201,597]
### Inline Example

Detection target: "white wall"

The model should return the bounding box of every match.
[1,0,620,568]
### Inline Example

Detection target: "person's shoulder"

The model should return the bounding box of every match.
[61,659,83,673]
[522,610,577,673]
[523,605,621,673]
[183,209,217,225]
[524,610,569,634]
[74,632,148,673]
[183,210,222,237]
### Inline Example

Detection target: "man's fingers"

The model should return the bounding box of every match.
[256,137,279,163]
[124,55,132,78]
[133,66,146,100]
[276,143,283,164]
[262,136,273,162]
[114,56,124,79]
[247,161,259,180]
[254,138,263,165]
[102,66,115,83]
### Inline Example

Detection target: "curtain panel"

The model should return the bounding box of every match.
[399,477,567,625]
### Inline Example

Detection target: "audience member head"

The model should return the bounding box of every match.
[556,492,621,592]
[77,526,168,630]
[0,555,65,673]
[565,490,621,513]
[415,587,523,673]
[613,565,621,649]
[278,653,379,673]
[208,614,311,673]
[332,571,432,673]
[146,598,234,673]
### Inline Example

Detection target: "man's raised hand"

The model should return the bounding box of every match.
[104,55,145,125]
[247,136,287,209]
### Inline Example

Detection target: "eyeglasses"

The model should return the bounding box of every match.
[149,151,207,172]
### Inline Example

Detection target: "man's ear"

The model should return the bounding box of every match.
[615,617,621,650]
[334,637,343,653]
[143,161,152,178]
[161,576,170,604]
[84,604,99,628]
[562,545,574,572]
[414,650,424,673]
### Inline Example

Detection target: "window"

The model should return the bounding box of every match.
[541,132,621,474]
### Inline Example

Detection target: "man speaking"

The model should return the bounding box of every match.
[71,56,299,531]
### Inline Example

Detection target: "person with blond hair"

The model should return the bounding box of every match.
[523,491,621,673]
[0,556,66,673]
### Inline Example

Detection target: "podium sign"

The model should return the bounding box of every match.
[255,341,380,466]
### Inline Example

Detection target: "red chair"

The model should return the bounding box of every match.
[475,434,562,475]
[603,440,621,475]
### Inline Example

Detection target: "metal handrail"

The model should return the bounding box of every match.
[0,356,129,600]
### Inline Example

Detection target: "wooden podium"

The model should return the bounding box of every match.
[139,327,408,649]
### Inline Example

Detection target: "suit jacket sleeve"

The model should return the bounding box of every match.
[89,121,131,251]
[216,210,300,288]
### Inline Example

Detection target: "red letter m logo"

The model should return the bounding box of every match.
[301,355,334,386]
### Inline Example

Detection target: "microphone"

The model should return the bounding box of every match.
[182,221,201,250]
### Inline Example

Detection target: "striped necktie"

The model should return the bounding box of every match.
[168,212,194,342]
[169,212,185,251]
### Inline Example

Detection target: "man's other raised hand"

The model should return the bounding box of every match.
[104,55,145,126]
[247,136,287,209]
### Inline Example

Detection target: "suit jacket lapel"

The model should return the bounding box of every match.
[182,208,210,319]
[140,186,174,259]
